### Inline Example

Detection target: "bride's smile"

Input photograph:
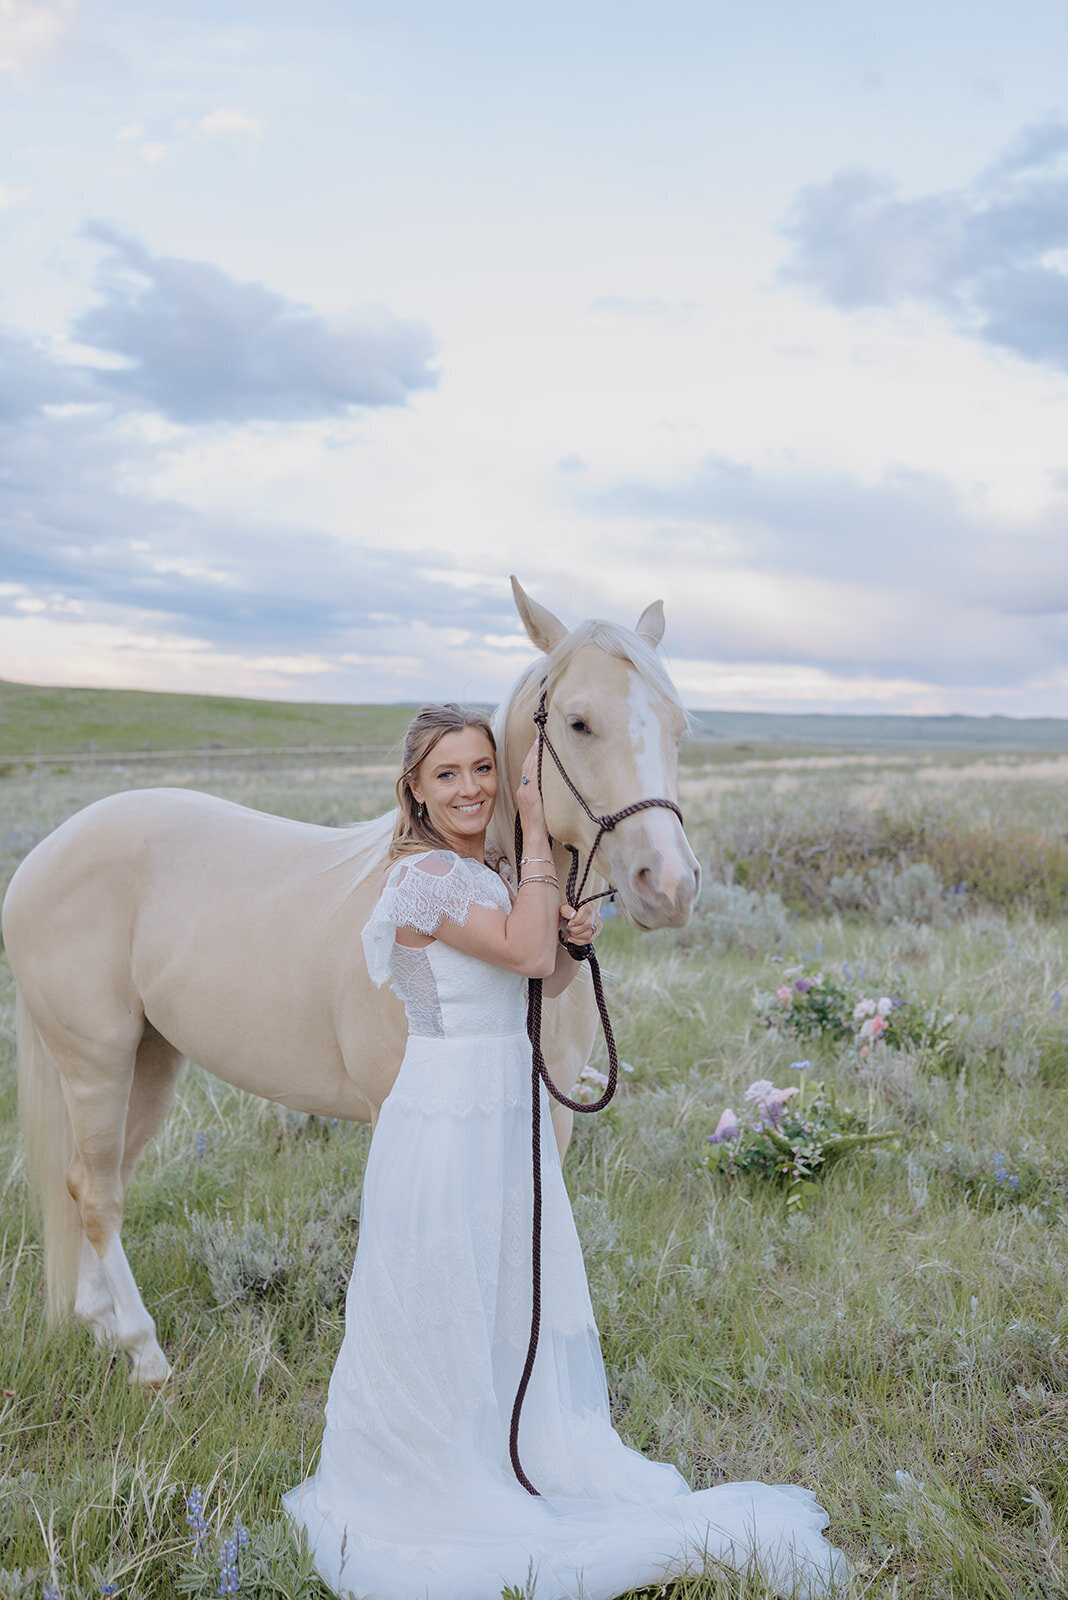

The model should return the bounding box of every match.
[409,726,499,859]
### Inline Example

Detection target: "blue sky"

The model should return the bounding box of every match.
[2,0,1067,713]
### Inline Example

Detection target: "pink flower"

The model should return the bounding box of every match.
[859,1015,887,1042]
[776,986,793,1006]
[745,1079,799,1123]
[708,1108,739,1144]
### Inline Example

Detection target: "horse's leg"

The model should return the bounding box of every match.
[72,1024,183,1381]
[58,1018,173,1385]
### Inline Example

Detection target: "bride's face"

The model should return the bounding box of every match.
[410,727,498,854]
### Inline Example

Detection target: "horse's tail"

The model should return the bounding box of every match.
[16,988,81,1323]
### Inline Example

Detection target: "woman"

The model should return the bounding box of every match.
[285,704,851,1599]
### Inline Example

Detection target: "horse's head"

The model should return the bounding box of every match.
[497,578,700,930]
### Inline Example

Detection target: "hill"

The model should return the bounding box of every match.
[1,678,1066,761]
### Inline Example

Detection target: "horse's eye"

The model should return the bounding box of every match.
[569,718,591,736]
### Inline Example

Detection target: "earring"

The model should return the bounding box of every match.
[418,802,426,820]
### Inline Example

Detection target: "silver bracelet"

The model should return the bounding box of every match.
[518,874,559,888]
[520,856,554,867]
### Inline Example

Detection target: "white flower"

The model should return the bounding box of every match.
[853,997,876,1021]
[744,1079,776,1104]
[877,997,893,1017]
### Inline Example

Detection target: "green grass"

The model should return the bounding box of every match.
[0,752,1065,1598]
[0,680,418,760]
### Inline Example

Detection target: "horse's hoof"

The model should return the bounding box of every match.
[128,1345,172,1387]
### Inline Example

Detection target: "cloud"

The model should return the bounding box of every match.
[0,0,78,72]
[0,325,94,421]
[198,108,263,139]
[594,453,1068,689]
[0,181,32,211]
[780,117,1068,372]
[73,224,438,424]
[0,309,505,693]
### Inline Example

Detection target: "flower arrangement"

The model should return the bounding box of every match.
[704,1066,897,1209]
[755,962,960,1065]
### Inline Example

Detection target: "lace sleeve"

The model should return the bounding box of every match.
[360,851,508,987]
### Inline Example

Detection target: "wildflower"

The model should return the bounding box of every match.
[570,1064,610,1103]
[761,1086,799,1124]
[789,1060,811,1071]
[217,1533,241,1596]
[859,1016,887,1043]
[744,1079,775,1105]
[876,997,893,1017]
[794,977,812,994]
[44,1585,63,1600]
[744,1080,798,1123]
[708,1108,739,1144]
[101,1587,118,1598]
[853,997,876,1021]
[195,1131,209,1160]
[187,1485,209,1556]
[776,986,793,1006]
[1053,991,1062,1012]
[993,1154,1020,1189]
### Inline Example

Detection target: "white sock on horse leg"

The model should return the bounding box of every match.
[74,1234,119,1343]
[97,1234,171,1385]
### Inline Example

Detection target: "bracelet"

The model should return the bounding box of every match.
[520,856,554,867]
[518,874,559,889]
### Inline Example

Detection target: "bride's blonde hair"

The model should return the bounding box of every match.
[387,703,499,865]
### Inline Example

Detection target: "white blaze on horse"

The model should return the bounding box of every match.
[2,579,699,1384]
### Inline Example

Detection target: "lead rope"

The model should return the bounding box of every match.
[507,689,684,1497]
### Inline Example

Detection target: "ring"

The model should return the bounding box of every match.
[521,776,529,785]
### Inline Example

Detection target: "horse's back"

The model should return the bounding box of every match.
[3,789,386,1038]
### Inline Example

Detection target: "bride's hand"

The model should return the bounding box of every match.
[559,902,601,946]
[516,740,547,832]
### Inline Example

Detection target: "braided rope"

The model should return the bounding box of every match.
[507,688,684,1496]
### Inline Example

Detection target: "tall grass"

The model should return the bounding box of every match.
[0,751,1064,1598]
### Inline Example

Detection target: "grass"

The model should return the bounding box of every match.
[0,746,1065,1598]
[0,680,419,761]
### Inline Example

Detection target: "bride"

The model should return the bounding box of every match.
[284,703,851,1600]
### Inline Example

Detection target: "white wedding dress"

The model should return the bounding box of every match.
[284,850,851,1600]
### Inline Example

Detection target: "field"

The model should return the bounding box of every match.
[0,719,1066,1600]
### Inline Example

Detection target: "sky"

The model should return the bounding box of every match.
[1,0,1067,715]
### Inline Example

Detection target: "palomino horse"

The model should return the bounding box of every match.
[2,579,699,1384]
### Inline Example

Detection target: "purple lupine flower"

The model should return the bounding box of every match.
[217,1534,241,1596]
[186,1486,209,1556]
[794,978,812,994]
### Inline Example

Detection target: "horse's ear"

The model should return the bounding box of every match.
[511,576,567,653]
[635,600,665,648]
